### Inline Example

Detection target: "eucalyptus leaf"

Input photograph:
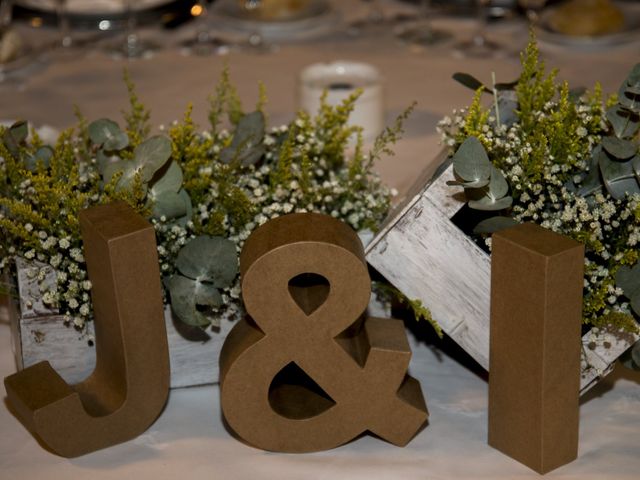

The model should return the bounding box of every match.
[631,295,640,317]
[626,63,640,87]
[219,111,266,166]
[606,106,640,139]
[625,85,640,96]
[9,120,28,143]
[633,155,640,182]
[615,264,640,300]
[495,79,519,91]
[101,160,147,194]
[149,161,183,196]
[599,153,640,199]
[487,165,509,199]
[468,195,513,211]
[133,135,173,182]
[194,281,224,309]
[96,150,120,176]
[24,146,54,171]
[601,137,638,159]
[620,346,640,371]
[473,216,518,234]
[452,136,492,184]
[106,132,129,151]
[568,87,587,102]
[176,236,238,287]
[103,135,172,191]
[150,190,189,220]
[88,118,129,150]
[2,120,28,156]
[446,178,490,188]
[564,178,579,194]
[175,190,193,226]
[452,72,487,92]
[578,146,604,196]
[166,275,222,328]
[619,83,640,113]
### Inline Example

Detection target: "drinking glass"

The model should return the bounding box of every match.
[240,0,276,54]
[396,0,451,46]
[55,0,72,48]
[518,0,547,25]
[0,0,44,84]
[181,0,229,55]
[454,0,503,58]
[109,0,158,59]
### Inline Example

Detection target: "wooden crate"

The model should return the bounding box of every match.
[7,251,388,389]
[8,256,238,388]
[365,155,639,395]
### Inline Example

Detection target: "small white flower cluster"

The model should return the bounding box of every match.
[2,109,393,336]
[154,123,393,319]
[439,93,640,328]
[152,219,193,276]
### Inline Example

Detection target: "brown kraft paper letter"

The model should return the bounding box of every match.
[4,202,170,457]
[219,212,428,452]
[489,222,584,474]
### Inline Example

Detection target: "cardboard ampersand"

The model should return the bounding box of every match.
[219,213,428,452]
[4,202,170,457]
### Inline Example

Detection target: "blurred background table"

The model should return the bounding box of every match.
[1,0,640,478]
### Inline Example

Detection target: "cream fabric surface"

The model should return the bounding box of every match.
[1,1,640,478]
[1,321,639,479]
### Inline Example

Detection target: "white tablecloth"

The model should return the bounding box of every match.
[1,1,640,478]
[1,320,640,480]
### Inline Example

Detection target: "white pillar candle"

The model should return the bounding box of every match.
[298,61,384,142]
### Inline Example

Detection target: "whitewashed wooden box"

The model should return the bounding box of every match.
[365,154,640,395]
[6,257,238,389]
[6,238,387,389]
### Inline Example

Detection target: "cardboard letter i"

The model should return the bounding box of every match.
[4,202,170,457]
[488,223,584,474]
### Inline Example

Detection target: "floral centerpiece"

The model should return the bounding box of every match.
[0,69,414,344]
[437,36,640,369]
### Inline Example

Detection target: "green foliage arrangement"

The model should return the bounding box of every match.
[438,34,640,369]
[0,69,408,335]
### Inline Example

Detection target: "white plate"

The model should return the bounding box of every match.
[537,2,640,48]
[16,0,170,14]
[212,0,338,42]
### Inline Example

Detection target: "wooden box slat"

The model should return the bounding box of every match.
[366,160,639,395]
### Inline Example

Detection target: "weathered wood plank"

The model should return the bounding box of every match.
[10,293,388,389]
[369,193,492,370]
[11,305,236,389]
[366,161,639,395]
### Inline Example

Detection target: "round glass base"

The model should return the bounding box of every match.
[396,23,452,46]
[180,34,230,56]
[453,35,505,58]
[108,34,158,60]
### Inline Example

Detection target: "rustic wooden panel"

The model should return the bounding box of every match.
[366,161,639,395]
[11,295,387,389]
[12,306,235,389]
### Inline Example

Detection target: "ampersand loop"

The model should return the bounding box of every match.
[220,213,428,452]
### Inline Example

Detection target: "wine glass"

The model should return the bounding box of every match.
[396,0,451,47]
[348,0,413,36]
[239,0,276,54]
[55,0,72,48]
[518,0,547,25]
[180,0,229,56]
[0,0,45,85]
[109,0,158,59]
[454,0,503,58]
